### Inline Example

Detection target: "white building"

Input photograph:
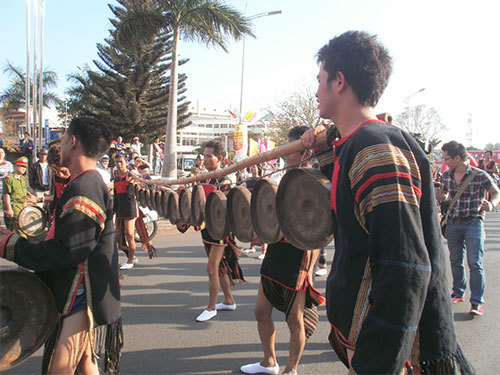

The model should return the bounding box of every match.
[178,101,271,155]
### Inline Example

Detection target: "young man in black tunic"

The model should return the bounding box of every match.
[302,31,474,374]
[241,126,325,375]
[1,117,121,374]
[196,140,244,322]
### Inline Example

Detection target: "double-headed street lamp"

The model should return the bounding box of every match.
[238,7,282,123]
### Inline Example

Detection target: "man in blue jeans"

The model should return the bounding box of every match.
[440,140,500,316]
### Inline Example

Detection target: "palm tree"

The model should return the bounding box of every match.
[0,62,60,115]
[118,0,254,178]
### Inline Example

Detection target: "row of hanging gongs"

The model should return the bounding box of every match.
[129,168,334,250]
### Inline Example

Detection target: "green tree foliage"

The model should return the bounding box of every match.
[66,0,190,144]
[0,62,60,115]
[116,0,253,178]
[265,85,320,146]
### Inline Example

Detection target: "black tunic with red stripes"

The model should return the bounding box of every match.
[3,170,120,325]
[113,173,138,219]
[325,120,471,373]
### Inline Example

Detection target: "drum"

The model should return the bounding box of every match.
[178,187,192,225]
[190,184,206,227]
[227,186,255,242]
[17,205,48,240]
[205,190,230,240]
[250,178,282,244]
[276,167,333,250]
[167,190,180,225]
[0,270,57,371]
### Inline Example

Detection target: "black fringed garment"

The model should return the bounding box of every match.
[4,170,122,373]
[325,120,474,374]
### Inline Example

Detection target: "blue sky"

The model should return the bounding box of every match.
[1,0,499,148]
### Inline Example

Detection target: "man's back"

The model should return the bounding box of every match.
[326,120,461,373]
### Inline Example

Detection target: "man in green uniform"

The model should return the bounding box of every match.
[3,156,37,236]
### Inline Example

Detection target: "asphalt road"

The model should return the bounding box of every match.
[3,212,500,374]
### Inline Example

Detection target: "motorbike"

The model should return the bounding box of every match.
[134,207,159,242]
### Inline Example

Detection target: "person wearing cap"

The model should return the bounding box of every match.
[3,156,37,236]
[130,136,142,156]
[97,154,112,186]
[19,132,35,165]
[29,147,50,195]
[190,154,206,176]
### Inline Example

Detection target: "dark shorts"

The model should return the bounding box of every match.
[201,228,229,247]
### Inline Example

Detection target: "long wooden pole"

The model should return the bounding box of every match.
[131,131,328,186]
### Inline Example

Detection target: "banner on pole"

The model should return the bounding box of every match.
[234,123,248,161]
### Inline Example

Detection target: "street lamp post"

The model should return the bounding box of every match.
[238,7,282,123]
[404,87,426,129]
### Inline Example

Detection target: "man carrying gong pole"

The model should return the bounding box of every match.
[241,126,325,375]
[302,31,474,374]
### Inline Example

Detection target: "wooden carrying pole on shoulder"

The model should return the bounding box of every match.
[131,131,328,186]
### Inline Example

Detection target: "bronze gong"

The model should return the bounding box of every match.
[178,187,192,225]
[17,205,48,239]
[159,189,171,220]
[227,186,255,242]
[145,188,155,211]
[0,270,57,372]
[190,184,206,227]
[138,187,147,208]
[205,190,230,240]
[250,178,282,244]
[167,190,180,224]
[276,167,333,250]
[134,183,140,200]
[126,183,136,199]
[154,190,163,215]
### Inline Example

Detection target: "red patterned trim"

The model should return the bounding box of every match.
[330,158,341,213]
[355,171,422,203]
[1,232,14,258]
[330,322,356,351]
[60,263,85,316]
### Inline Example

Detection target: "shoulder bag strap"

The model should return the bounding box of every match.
[442,169,479,224]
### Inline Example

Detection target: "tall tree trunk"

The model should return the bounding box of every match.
[162,26,179,179]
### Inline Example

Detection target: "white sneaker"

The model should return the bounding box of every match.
[120,262,134,270]
[315,267,327,276]
[243,248,256,254]
[133,258,139,264]
[258,253,265,260]
[240,362,279,375]
[196,309,217,322]
[216,303,237,311]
